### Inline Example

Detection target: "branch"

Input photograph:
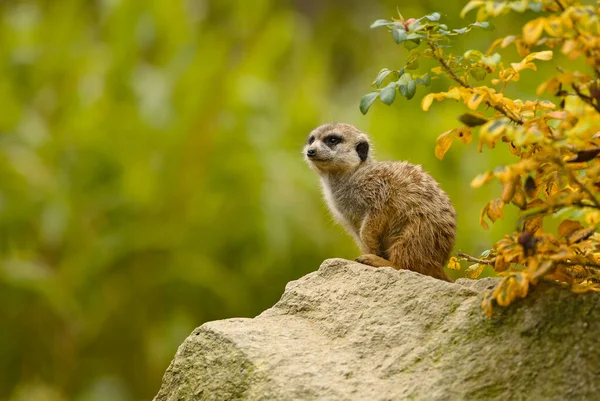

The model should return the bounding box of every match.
[572,84,600,113]
[554,0,566,12]
[553,157,600,209]
[427,41,524,125]
[516,201,600,229]
[559,261,600,270]
[456,252,495,266]
[427,41,470,88]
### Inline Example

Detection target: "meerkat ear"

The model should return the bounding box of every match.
[356,141,369,162]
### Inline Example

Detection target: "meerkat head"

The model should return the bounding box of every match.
[303,123,371,174]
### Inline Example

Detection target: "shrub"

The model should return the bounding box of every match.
[361,0,600,316]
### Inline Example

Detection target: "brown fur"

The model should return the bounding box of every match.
[304,123,456,282]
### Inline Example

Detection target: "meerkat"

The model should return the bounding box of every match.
[304,123,456,282]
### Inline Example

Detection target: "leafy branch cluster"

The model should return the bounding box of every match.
[362,0,600,316]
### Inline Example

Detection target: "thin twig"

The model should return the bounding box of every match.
[456,252,495,265]
[427,41,524,125]
[553,157,600,209]
[555,0,566,12]
[572,84,600,113]
[559,261,600,270]
[427,41,470,87]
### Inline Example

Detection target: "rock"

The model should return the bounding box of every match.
[154,258,600,401]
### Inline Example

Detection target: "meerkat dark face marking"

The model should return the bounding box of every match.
[304,123,372,173]
[323,134,343,148]
[356,141,369,162]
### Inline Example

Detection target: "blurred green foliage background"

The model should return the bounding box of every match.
[0,0,549,400]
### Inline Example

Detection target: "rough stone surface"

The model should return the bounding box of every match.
[154,259,600,401]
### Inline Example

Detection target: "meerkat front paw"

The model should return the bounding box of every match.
[355,254,394,268]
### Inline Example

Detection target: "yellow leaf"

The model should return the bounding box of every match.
[560,12,573,29]
[487,198,504,223]
[522,18,545,44]
[508,142,521,156]
[421,94,435,111]
[585,211,600,226]
[486,1,507,16]
[471,171,493,188]
[494,255,510,272]
[447,256,461,270]
[561,39,576,55]
[501,35,516,48]
[466,93,486,110]
[480,119,507,149]
[512,187,526,209]
[567,227,596,244]
[434,129,455,160]
[501,179,517,203]
[445,87,462,100]
[531,260,554,283]
[465,263,485,279]
[482,291,494,317]
[524,215,543,234]
[460,0,484,18]
[558,219,584,238]
[572,282,600,294]
[493,273,528,307]
[538,100,556,110]
[516,41,530,57]
[543,17,563,37]
[514,272,530,298]
[456,125,473,144]
[528,50,553,61]
[480,203,490,230]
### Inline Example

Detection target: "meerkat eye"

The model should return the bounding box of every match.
[308,135,315,145]
[325,135,342,146]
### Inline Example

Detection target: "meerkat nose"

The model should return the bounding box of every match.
[306,149,316,158]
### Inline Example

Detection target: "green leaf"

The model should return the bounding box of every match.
[373,68,392,87]
[397,73,411,97]
[464,50,483,61]
[403,39,420,50]
[472,21,491,30]
[481,53,501,67]
[453,27,469,35]
[405,58,419,70]
[398,73,412,85]
[470,66,487,81]
[370,19,390,28]
[379,84,396,105]
[510,1,528,12]
[415,73,431,86]
[405,80,417,100]
[406,33,425,40]
[528,2,543,12]
[360,92,379,114]
[392,29,407,44]
[407,21,423,31]
[425,12,441,21]
[458,113,488,127]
